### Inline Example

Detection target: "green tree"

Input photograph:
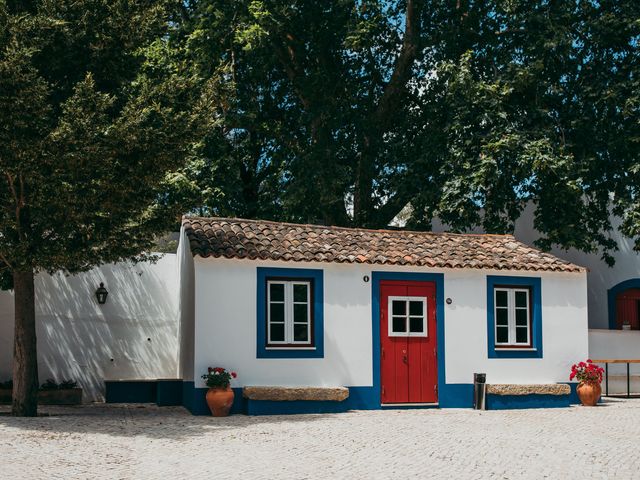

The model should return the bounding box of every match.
[178,0,639,261]
[0,0,212,416]
[177,0,429,225]
[415,0,640,263]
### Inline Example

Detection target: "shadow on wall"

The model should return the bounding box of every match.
[0,255,180,402]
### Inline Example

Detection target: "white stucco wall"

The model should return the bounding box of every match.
[177,229,195,382]
[0,255,180,401]
[444,269,588,384]
[192,257,588,390]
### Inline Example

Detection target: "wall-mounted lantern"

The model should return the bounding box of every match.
[96,283,109,304]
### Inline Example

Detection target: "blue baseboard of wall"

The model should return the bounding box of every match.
[246,399,349,415]
[487,393,570,410]
[105,380,157,403]
[182,382,196,413]
[181,383,477,415]
[111,381,577,414]
[105,379,182,406]
[156,380,183,406]
[440,384,474,408]
[565,382,580,404]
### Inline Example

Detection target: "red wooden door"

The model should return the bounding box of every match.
[616,288,640,330]
[380,280,437,404]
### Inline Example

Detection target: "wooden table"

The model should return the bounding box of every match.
[590,359,640,398]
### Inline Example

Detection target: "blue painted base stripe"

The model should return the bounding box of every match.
[112,381,577,414]
[487,394,570,410]
[156,380,183,406]
[105,381,157,403]
[182,384,477,415]
[247,399,349,415]
[106,380,182,406]
[439,384,474,408]
[182,381,196,413]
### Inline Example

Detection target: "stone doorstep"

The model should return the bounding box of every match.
[243,386,350,402]
[486,384,571,396]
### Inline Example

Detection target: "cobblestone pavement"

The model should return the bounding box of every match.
[1,398,640,480]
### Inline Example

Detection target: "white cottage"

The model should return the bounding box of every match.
[177,217,588,415]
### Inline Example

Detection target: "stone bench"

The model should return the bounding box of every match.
[243,386,349,402]
[485,384,572,409]
[487,384,571,396]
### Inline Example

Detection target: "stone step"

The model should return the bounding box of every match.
[486,384,571,396]
[243,386,349,402]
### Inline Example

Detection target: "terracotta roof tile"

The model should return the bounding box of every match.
[182,217,585,273]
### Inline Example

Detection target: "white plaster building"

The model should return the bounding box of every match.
[177,217,588,414]
[3,209,637,411]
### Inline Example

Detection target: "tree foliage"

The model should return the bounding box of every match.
[176,0,640,261]
[0,0,214,287]
[0,0,217,415]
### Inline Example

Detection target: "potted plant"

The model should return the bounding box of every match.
[0,378,82,405]
[39,379,83,405]
[201,367,237,417]
[570,359,605,406]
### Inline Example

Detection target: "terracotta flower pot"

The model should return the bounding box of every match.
[205,386,235,417]
[577,381,601,406]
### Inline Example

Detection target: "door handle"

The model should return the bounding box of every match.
[403,355,408,364]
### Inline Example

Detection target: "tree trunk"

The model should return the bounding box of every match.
[12,269,38,417]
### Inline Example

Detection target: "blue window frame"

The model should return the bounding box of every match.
[487,275,542,359]
[607,279,640,330]
[256,267,324,358]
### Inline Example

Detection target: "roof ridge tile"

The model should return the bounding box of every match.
[181,217,586,273]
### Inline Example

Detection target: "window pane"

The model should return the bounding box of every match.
[515,291,528,308]
[270,303,285,323]
[392,316,406,333]
[515,308,528,326]
[293,303,308,323]
[496,308,509,326]
[516,327,528,344]
[270,323,285,342]
[293,284,308,303]
[496,326,509,343]
[392,300,406,315]
[270,283,284,302]
[409,317,424,333]
[293,324,308,342]
[495,290,508,307]
[409,301,423,316]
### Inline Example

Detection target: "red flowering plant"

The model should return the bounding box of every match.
[569,360,604,384]
[201,367,237,389]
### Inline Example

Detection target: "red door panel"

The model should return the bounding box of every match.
[380,282,408,403]
[616,288,640,330]
[380,280,437,404]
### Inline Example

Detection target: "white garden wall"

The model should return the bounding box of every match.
[191,257,588,390]
[0,255,180,402]
[589,329,640,394]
